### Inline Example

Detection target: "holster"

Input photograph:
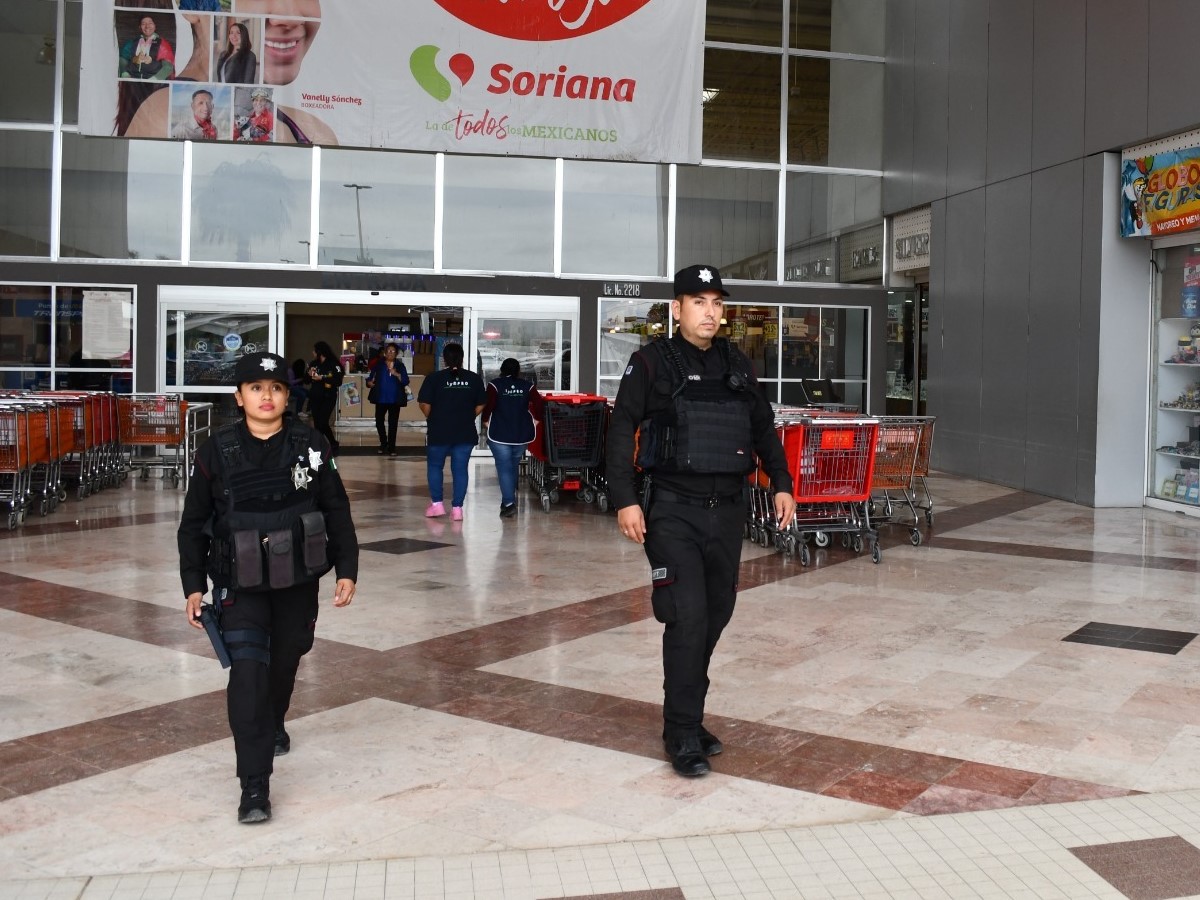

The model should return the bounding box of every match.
[299,511,328,574]
[265,528,295,589]
[231,530,263,589]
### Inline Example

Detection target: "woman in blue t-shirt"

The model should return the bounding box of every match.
[417,343,487,521]
[366,343,410,455]
[481,358,544,517]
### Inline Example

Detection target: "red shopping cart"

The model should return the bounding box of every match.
[526,393,610,513]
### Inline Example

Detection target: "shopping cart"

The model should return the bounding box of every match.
[750,415,880,565]
[526,393,610,513]
[865,416,934,546]
[118,394,188,487]
[912,416,936,525]
[0,404,33,528]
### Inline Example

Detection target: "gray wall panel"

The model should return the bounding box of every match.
[1031,0,1086,171]
[1026,161,1084,501]
[935,188,986,477]
[985,0,1034,184]
[1084,0,1149,153]
[946,0,989,197]
[979,177,1031,487]
[911,0,950,207]
[1076,154,1106,505]
[927,198,948,446]
[882,0,915,215]
[1148,0,1200,137]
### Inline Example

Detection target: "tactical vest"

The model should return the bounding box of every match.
[635,338,756,475]
[209,420,330,591]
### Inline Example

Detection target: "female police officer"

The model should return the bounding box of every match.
[606,265,796,778]
[179,351,358,823]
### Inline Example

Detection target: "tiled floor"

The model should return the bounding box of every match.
[1,456,1199,899]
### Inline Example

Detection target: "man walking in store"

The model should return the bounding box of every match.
[606,264,796,777]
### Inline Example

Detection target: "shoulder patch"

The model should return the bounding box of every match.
[625,365,633,376]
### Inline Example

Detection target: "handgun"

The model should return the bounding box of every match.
[198,602,232,669]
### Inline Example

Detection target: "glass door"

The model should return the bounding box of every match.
[158,299,280,421]
[472,312,575,392]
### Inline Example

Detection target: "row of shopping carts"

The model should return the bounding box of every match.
[746,409,936,565]
[0,391,189,529]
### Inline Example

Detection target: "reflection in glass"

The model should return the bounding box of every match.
[821,307,867,379]
[597,299,669,398]
[784,172,881,282]
[475,317,570,391]
[319,149,435,267]
[443,156,554,273]
[63,0,82,126]
[676,166,778,280]
[788,58,882,168]
[723,304,774,378]
[0,132,53,256]
[702,49,782,163]
[61,136,183,260]
[0,1,57,123]
[562,160,666,277]
[167,309,270,387]
[191,144,310,263]
[0,285,51,366]
[791,0,885,56]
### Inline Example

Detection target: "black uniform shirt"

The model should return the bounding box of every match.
[177,418,359,598]
[606,334,794,510]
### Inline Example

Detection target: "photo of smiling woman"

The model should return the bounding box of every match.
[125,0,336,145]
[218,21,257,84]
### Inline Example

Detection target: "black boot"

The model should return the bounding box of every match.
[274,726,290,756]
[238,774,271,824]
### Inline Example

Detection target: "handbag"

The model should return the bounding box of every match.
[367,382,379,405]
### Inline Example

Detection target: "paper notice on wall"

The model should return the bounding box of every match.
[82,290,132,359]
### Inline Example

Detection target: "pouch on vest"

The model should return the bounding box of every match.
[634,418,674,471]
[299,511,328,574]
[265,529,295,589]
[232,530,263,589]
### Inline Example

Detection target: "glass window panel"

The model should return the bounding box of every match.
[319,149,435,267]
[165,309,270,388]
[61,136,183,260]
[1,370,51,391]
[597,298,668,398]
[784,172,881,282]
[0,285,51,365]
[791,0,886,56]
[475,317,570,390]
[706,1,782,47]
[724,304,774,379]
[562,160,667,277]
[703,48,781,163]
[443,155,554,273]
[64,0,82,126]
[190,143,311,264]
[820,307,867,379]
[55,286,133,371]
[676,165,779,281]
[0,1,57,123]
[0,132,53,257]
[781,305,821,379]
[787,58,882,168]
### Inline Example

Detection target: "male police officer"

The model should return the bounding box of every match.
[607,265,796,777]
[179,352,358,822]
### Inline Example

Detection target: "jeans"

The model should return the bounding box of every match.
[487,439,524,506]
[426,442,474,507]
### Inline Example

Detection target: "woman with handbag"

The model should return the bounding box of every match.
[307,341,343,455]
[366,342,410,455]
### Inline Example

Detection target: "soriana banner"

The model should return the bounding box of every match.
[79,0,704,163]
[1120,150,1200,237]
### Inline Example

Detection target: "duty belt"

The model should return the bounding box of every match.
[654,488,744,509]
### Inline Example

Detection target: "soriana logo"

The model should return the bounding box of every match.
[432,0,653,41]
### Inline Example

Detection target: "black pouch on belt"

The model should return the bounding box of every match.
[265,528,295,588]
[299,511,328,574]
[231,530,263,589]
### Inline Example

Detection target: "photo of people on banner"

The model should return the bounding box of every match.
[84,1,706,163]
[112,0,334,146]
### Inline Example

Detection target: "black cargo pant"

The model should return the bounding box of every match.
[220,581,319,778]
[643,494,745,742]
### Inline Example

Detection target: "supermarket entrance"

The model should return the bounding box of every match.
[157,287,579,450]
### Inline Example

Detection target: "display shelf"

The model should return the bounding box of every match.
[1150,315,1200,512]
